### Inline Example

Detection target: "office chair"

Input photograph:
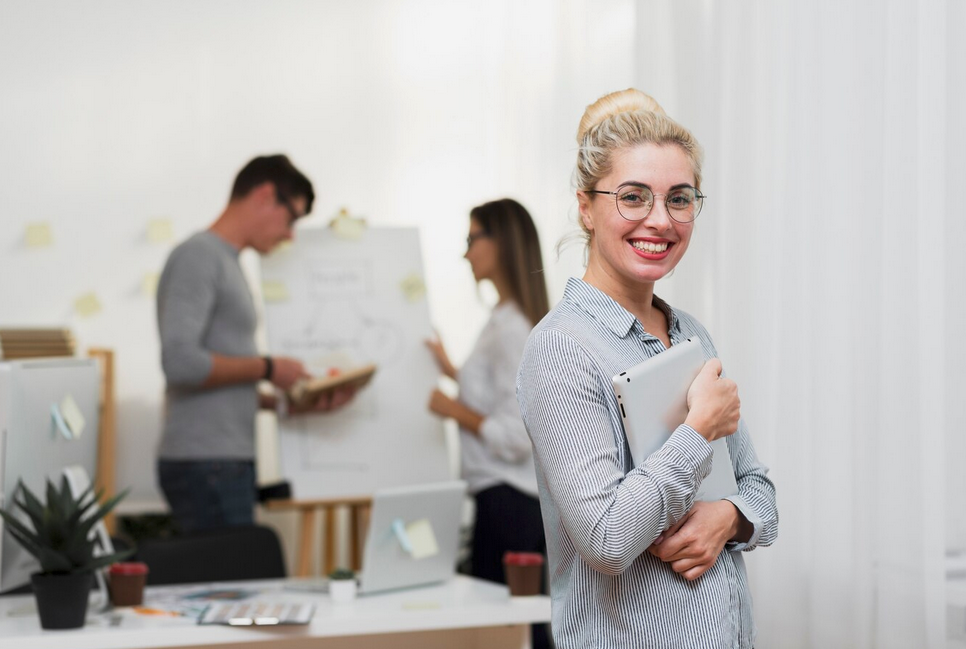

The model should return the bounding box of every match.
[135,525,287,586]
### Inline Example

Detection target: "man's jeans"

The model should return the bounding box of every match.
[157,459,256,533]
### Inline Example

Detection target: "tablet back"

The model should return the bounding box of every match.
[612,338,738,501]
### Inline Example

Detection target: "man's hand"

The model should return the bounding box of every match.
[647,500,742,581]
[306,386,356,413]
[270,356,311,391]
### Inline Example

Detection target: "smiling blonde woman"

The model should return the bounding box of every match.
[516,89,779,649]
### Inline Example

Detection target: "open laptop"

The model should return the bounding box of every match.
[612,338,738,501]
[357,480,466,595]
[287,480,466,596]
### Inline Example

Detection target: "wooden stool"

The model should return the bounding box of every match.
[263,497,372,577]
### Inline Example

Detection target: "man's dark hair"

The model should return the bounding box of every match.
[230,154,315,215]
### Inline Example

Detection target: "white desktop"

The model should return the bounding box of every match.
[0,358,101,593]
[0,575,550,649]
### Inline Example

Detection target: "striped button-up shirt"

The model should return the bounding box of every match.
[517,278,778,649]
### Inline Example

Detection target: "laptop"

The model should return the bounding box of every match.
[357,480,466,595]
[286,480,467,597]
[612,338,738,501]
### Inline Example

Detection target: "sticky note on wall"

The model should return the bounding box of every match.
[147,219,174,243]
[330,209,366,241]
[25,222,53,247]
[74,292,102,317]
[262,280,290,302]
[400,274,426,303]
[142,272,160,297]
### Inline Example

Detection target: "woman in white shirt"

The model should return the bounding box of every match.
[426,198,550,592]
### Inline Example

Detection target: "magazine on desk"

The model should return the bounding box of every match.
[198,601,315,626]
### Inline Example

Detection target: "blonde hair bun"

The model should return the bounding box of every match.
[577,88,666,142]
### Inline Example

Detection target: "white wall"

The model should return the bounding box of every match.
[0,0,638,505]
[4,0,963,645]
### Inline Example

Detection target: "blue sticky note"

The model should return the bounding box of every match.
[391,518,413,555]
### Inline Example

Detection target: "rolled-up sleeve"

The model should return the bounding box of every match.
[157,246,217,387]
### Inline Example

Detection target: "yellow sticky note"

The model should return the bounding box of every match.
[405,519,439,560]
[60,394,86,438]
[262,280,290,302]
[147,219,174,243]
[400,274,426,303]
[142,272,159,297]
[271,240,293,255]
[25,222,53,247]
[331,214,366,241]
[74,292,102,317]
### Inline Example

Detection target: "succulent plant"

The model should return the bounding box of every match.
[328,567,356,580]
[0,477,132,574]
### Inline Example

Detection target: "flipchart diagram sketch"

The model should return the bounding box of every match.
[260,227,449,498]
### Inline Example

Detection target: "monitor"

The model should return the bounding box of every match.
[0,358,101,593]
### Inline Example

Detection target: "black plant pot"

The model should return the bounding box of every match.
[30,571,94,630]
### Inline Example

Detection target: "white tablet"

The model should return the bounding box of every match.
[612,338,738,501]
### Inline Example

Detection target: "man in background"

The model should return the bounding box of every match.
[156,154,352,533]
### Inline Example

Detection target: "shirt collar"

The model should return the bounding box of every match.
[562,277,681,340]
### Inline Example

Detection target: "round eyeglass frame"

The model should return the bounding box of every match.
[587,184,707,223]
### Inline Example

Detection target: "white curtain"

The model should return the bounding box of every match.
[637,1,965,647]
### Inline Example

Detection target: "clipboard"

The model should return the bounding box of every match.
[288,364,377,408]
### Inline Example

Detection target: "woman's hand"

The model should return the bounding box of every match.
[425,335,457,379]
[428,388,483,435]
[428,388,461,418]
[683,359,740,441]
[647,500,742,581]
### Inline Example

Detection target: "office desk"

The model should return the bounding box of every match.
[0,575,550,649]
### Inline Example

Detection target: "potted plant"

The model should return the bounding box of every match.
[0,477,131,629]
[328,567,357,603]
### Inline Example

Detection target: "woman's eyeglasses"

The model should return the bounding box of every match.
[466,232,491,249]
[587,184,706,223]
